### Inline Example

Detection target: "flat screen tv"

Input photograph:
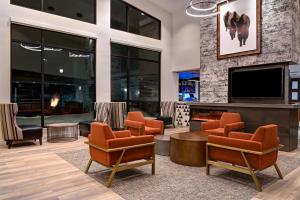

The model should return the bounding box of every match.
[230,67,284,98]
[179,80,195,93]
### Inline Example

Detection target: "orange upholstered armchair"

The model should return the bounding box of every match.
[202,112,244,136]
[206,124,283,191]
[124,112,164,136]
[85,122,155,187]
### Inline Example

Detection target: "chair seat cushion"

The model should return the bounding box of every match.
[19,125,43,139]
[205,128,225,136]
[145,126,161,135]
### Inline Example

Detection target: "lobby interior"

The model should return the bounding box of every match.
[1,0,300,200]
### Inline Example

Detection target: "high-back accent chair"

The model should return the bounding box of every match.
[124,112,164,136]
[202,112,244,136]
[206,124,283,191]
[85,122,155,187]
[0,103,43,148]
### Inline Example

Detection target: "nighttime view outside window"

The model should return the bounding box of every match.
[111,43,160,117]
[11,0,96,24]
[11,24,96,126]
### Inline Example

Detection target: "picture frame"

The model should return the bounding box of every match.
[217,0,261,59]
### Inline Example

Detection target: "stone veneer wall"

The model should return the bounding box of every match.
[200,0,300,103]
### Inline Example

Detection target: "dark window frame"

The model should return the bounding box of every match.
[111,42,161,116]
[11,0,97,24]
[10,24,96,127]
[111,0,161,40]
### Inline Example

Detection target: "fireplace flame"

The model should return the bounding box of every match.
[50,94,60,108]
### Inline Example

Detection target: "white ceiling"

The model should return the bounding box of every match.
[148,0,188,13]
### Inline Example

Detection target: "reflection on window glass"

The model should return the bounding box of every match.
[11,24,96,126]
[111,0,127,31]
[111,0,161,40]
[292,92,298,100]
[111,43,160,116]
[128,7,160,39]
[11,0,41,10]
[292,81,299,90]
[11,41,42,125]
[11,0,96,24]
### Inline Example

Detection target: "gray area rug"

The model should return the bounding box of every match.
[58,149,300,200]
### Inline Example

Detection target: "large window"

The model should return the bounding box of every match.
[11,0,96,24]
[11,24,96,126]
[111,0,161,40]
[111,43,160,116]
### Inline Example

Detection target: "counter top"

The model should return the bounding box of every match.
[188,103,300,109]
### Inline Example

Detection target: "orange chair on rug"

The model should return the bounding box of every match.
[124,112,164,136]
[85,123,155,187]
[202,112,244,136]
[206,124,283,191]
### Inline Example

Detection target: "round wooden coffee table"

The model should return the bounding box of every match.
[47,123,79,143]
[170,131,208,167]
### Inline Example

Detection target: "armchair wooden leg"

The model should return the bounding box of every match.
[107,149,125,188]
[39,138,42,145]
[241,152,262,192]
[85,158,93,173]
[152,145,156,175]
[7,141,13,149]
[206,144,210,175]
[274,163,283,179]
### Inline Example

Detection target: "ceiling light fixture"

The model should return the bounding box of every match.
[186,0,229,18]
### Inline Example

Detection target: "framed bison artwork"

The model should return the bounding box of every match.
[217,0,261,59]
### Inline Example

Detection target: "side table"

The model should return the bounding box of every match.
[47,123,79,143]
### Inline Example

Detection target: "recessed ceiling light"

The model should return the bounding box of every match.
[59,69,64,73]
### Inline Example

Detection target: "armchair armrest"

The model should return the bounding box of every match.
[202,120,220,130]
[225,122,245,131]
[113,130,131,138]
[229,131,253,140]
[208,135,262,153]
[145,119,164,129]
[85,137,155,153]
[107,135,154,150]
[124,120,145,129]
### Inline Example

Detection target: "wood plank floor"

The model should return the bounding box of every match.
[1,131,300,200]
[0,137,123,200]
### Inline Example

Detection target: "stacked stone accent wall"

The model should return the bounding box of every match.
[200,0,300,103]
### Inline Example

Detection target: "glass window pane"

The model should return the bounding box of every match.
[129,46,160,61]
[111,43,128,57]
[111,43,160,117]
[44,30,95,51]
[111,57,127,101]
[128,7,160,39]
[11,0,41,10]
[43,48,95,125]
[43,0,96,24]
[111,0,127,31]
[11,24,42,44]
[11,42,42,125]
[128,101,159,117]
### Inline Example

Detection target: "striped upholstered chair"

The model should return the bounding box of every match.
[158,101,176,127]
[0,103,43,148]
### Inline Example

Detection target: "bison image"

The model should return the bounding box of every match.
[223,11,238,40]
[235,14,250,47]
[223,11,250,47]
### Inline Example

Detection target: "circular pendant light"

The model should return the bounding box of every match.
[186,0,229,18]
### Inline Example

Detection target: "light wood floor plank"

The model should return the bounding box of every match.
[0,137,123,200]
